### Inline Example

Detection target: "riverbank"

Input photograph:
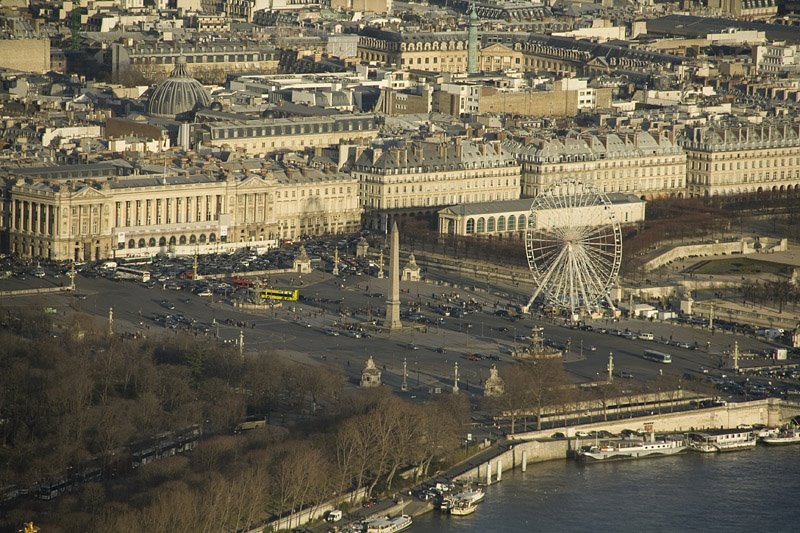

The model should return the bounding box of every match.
[258,398,800,532]
[412,445,800,532]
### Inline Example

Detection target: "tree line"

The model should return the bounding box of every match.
[0,307,468,532]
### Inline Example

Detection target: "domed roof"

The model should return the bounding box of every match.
[147,56,211,119]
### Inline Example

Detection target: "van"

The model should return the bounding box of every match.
[101,261,118,271]
[326,510,342,522]
[638,332,654,341]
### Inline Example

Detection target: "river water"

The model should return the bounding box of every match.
[412,446,799,532]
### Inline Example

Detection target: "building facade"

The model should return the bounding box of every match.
[352,139,521,227]
[193,114,378,153]
[505,131,686,199]
[356,29,683,77]
[5,164,361,261]
[110,41,280,82]
[681,121,800,197]
[437,194,645,237]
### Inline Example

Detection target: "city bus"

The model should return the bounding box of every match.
[262,288,299,301]
[114,266,151,283]
[642,349,672,364]
[118,256,153,266]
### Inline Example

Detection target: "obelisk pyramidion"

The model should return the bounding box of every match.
[384,221,402,331]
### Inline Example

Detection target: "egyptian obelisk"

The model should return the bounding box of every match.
[384,221,402,330]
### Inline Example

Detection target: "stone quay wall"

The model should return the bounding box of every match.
[456,399,800,484]
[643,238,788,271]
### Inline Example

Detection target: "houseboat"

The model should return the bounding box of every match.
[578,435,687,462]
[688,429,757,453]
[364,515,413,533]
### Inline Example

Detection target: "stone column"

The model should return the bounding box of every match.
[522,450,527,472]
[496,459,502,481]
[31,202,38,234]
[384,221,402,330]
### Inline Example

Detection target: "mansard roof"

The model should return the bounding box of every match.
[354,139,517,172]
[680,120,800,150]
[503,131,682,162]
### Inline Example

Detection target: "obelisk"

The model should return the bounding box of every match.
[384,221,402,330]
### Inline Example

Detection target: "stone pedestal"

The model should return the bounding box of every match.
[356,237,369,258]
[360,356,382,388]
[402,253,421,282]
[293,245,312,274]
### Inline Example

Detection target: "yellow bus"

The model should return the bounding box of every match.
[262,288,299,301]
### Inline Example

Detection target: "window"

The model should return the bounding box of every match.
[518,215,526,231]
[487,217,496,232]
[477,218,485,233]
[508,215,516,230]
[498,216,506,232]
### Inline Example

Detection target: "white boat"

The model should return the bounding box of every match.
[762,427,800,446]
[757,427,780,439]
[578,436,687,461]
[450,500,477,516]
[452,488,485,505]
[364,515,413,533]
[688,429,757,453]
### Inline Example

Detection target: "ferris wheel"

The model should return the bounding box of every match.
[524,179,622,316]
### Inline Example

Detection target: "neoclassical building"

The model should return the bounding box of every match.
[357,28,470,73]
[109,40,280,83]
[437,194,645,237]
[193,114,378,154]
[504,132,686,199]
[6,163,361,262]
[352,139,521,226]
[680,120,800,197]
[356,28,683,76]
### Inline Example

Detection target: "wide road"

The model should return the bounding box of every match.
[0,267,782,399]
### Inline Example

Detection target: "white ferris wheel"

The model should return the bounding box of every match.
[524,179,622,316]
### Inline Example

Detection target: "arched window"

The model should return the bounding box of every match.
[118,242,125,250]
[189,235,197,244]
[477,218,485,233]
[518,215,526,231]
[159,237,166,246]
[487,217,496,232]
[148,238,156,247]
[466,218,475,234]
[138,238,146,248]
[508,215,515,230]
[169,236,176,245]
[498,216,506,232]
[209,233,216,242]
[128,239,136,249]
[179,235,187,245]
[199,234,207,243]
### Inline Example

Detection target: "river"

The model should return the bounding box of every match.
[412,445,799,532]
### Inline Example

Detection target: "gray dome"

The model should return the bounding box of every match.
[147,56,211,119]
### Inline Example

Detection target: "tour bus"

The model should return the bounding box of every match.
[642,349,672,364]
[114,266,151,283]
[262,288,299,301]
